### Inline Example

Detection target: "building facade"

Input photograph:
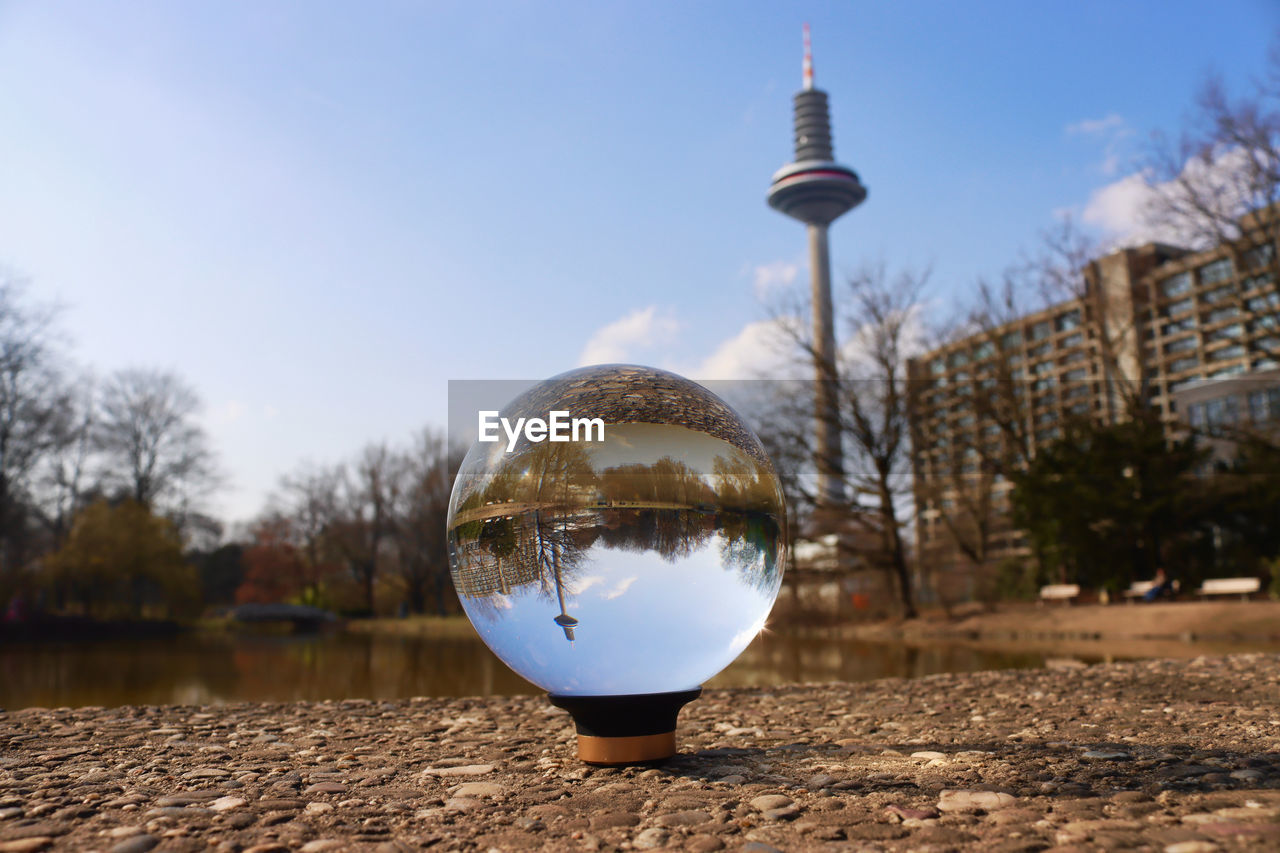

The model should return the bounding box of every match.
[907,217,1280,591]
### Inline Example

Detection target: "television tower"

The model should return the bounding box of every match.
[766,24,867,510]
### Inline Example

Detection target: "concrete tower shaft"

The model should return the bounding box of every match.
[765,26,866,512]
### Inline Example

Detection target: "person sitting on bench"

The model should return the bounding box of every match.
[1143,567,1174,602]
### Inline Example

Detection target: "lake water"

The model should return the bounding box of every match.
[2,628,1274,710]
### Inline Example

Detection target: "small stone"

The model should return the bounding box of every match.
[182,767,230,779]
[762,806,800,821]
[451,782,503,798]
[209,797,246,812]
[937,789,1017,813]
[421,764,494,777]
[106,826,147,839]
[255,799,305,811]
[718,775,746,785]
[741,843,784,853]
[749,794,793,812]
[1082,750,1132,760]
[443,797,482,811]
[1165,843,1220,853]
[304,782,347,795]
[633,827,669,850]
[685,836,724,852]
[299,842,345,853]
[108,836,158,853]
[305,802,334,815]
[0,810,21,821]
[912,751,947,760]
[805,773,837,788]
[1230,769,1263,781]
[0,841,53,853]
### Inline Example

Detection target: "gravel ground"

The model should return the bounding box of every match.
[2,654,1279,852]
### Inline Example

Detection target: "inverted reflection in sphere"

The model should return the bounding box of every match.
[446,365,788,697]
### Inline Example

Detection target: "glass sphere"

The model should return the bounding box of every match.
[447,364,788,697]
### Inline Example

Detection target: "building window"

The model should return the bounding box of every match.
[1207,343,1245,362]
[1062,350,1086,364]
[1001,331,1022,349]
[1169,375,1202,392]
[1055,309,1082,332]
[1062,332,1084,348]
[1269,387,1280,419]
[1165,297,1194,316]
[1209,363,1247,378]
[1187,403,1205,428]
[1162,316,1196,336]
[1029,320,1051,341]
[1028,343,1050,359]
[974,341,995,361]
[1198,258,1233,285]
[1204,323,1243,342]
[1063,384,1090,400]
[1202,284,1234,304]
[948,351,969,368]
[1243,243,1275,270]
[929,358,945,374]
[1161,272,1193,298]
[1063,368,1088,382]
[1032,360,1054,376]
[1032,378,1053,393]
[1204,305,1240,324]
[1165,336,1197,354]
[1169,356,1199,373]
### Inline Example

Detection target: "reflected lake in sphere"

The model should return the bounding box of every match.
[446,366,788,697]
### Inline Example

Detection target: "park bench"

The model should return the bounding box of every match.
[1038,584,1080,605]
[1197,577,1262,601]
[1123,579,1180,603]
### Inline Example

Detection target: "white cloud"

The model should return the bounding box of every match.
[1081,146,1255,249]
[602,576,637,600]
[751,259,800,300]
[1066,113,1132,176]
[577,306,680,366]
[687,317,806,380]
[1066,113,1126,136]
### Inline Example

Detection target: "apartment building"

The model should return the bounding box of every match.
[907,217,1280,585]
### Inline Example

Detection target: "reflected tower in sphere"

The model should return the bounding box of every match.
[766,24,867,510]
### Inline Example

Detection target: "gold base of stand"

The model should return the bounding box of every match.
[577,731,676,765]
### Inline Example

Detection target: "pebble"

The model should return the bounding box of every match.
[451,782,503,798]
[0,841,53,853]
[107,836,158,853]
[748,795,793,812]
[1082,749,1132,760]
[303,782,347,795]
[421,764,494,777]
[633,827,670,849]
[937,789,1018,812]
[209,797,246,812]
[655,809,711,826]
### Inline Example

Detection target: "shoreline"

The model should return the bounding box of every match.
[2,653,1278,851]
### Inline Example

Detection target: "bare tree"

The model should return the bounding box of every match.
[770,262,928,618]
[331,442,402,614]
[391,429,462,615]
[95,368,220,520]
[1143,42,1280,360]
[0,276,74,579]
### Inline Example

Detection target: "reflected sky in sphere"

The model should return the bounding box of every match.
[447,365,788,697]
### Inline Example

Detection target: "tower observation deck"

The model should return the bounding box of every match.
[766,25,867,512]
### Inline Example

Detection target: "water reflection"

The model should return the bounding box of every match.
[5,629,1279,710]
[447,366,790,696]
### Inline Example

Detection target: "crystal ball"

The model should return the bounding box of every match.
[447,364,788,696]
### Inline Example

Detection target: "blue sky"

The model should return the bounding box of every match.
[1,1,1276,525]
